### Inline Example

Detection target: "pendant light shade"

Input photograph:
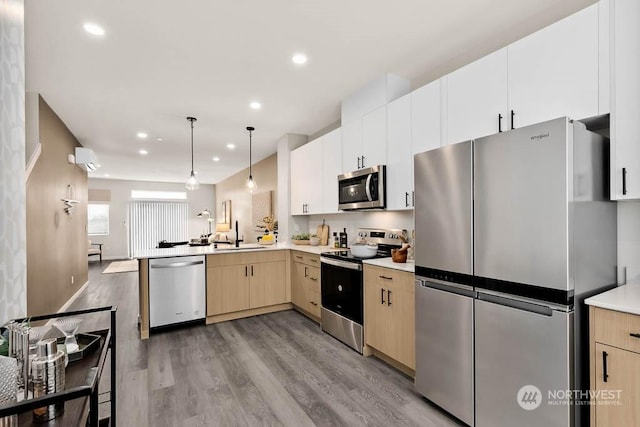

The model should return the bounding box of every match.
[185,116,199,190]
[246,126,257,193]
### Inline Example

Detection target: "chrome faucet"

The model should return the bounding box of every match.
[235,220,243,247]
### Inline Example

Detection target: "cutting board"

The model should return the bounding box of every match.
[316,223,330,246]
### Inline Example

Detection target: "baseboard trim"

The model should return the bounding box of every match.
[58,280,90,313]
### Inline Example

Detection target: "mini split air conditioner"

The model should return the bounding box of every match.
[75,147,98,171]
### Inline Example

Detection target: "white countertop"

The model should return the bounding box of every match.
[363,258,415,273]
[585,281,640,316]
[134,242,340,259]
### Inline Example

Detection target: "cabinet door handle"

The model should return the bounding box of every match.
[251,265,254,276]
[310,301,318,306]
[630,333,640,339]
[357,156,361,169]
[381,288,385,304]
[309,277,318,281]
[379,275,393,280]
[310,258,318,263]
[304,266,308,278]
[361,155,365,168]
[623,168,628,196]
[412,190,415,207]
[405,192,410,208]
[296,255,303,260]
[245,266,248,277]
[498,114,503,133]
[387,289,392,306]
[602,351,609,383]
[510,110,515,130]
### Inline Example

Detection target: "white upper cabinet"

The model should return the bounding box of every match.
[445,48,509,145]
[322,128,343,213]
[341,120,362,173]
[342,106,387,173]
[290,138,323,215]
[508,4,599,129]
[412,79,442,154]
[610,0,640,200]
[387,94,413,210]
[361,106,387,169]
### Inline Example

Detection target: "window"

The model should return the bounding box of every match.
[130,190,187,200]
[88,204,109,235]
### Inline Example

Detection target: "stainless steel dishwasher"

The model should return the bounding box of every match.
[148,255,206,328]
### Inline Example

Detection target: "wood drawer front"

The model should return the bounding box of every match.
[291,251,320,267]
[207,250,286,267]
[307,289,321,317]
[307,265,320,292]
[364,264,413,290]
[594,307,640,353]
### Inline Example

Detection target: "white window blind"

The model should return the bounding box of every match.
[128,201,189,257]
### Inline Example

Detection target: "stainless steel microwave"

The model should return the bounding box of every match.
[338,165,386,210]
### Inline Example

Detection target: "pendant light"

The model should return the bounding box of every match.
[185,116,199,190]
[246,126,257,193]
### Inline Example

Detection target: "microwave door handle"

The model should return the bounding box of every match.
[365,174,373,201]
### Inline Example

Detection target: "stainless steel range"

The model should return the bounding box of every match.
[320,228,404,353]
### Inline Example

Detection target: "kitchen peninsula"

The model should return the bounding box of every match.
[136,243,338,339]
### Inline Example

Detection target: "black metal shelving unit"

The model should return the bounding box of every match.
[0,306,117,427]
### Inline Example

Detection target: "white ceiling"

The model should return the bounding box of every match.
[25,0,595,185]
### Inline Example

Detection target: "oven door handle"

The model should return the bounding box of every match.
[365,173,373,202]
[321,257,363,271]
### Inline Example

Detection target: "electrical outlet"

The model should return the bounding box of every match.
[71,275,74,285]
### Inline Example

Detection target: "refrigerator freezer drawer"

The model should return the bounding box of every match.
[415,281,474,426]
[475,297,572,427]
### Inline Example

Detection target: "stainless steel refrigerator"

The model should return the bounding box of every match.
[414,117,617,427]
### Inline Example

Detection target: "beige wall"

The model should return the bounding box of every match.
[26,96,88,316]
[215,154,277,243]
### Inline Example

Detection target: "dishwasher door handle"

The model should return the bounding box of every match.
[150,260,204,269]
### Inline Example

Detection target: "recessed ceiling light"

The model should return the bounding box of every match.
[226,143,235,150]
[83,22,105,36]
[104,173,110,177]
[139,149,148,155]
[292,53,308,65]
[249,101,262,110]
[156,138,163,141]
[213,156,220,162]
[137,132,148,139]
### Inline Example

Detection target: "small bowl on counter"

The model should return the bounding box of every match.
[350,243,378,258]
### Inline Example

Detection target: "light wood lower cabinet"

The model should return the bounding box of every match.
[364,264,415,370]
[590,306,640,426]
[206,251,287,317]
[291,251,321,320]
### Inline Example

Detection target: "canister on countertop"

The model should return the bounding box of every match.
[31,338,66,422]
[0,355,18,427]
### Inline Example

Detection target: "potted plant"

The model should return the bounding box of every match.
[291,233,311,245]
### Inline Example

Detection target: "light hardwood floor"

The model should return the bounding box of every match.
[71,262,463,427]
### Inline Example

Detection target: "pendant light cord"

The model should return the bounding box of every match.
[190,118,195,173]
[249,128,252,177]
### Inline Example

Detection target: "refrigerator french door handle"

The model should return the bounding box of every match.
[365,174,373,201]
[477,292,553,317]
[416,278,475,297]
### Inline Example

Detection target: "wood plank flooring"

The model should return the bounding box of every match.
[68,262,463,427]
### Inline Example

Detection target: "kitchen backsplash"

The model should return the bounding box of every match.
[618,202,640,284]
[305,210,414,246]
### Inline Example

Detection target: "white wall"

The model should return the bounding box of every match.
[618,202,640,284]
[88,178,214,259]
[0,0,26,323]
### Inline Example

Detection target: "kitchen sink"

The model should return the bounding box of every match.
[214,245,267,252]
